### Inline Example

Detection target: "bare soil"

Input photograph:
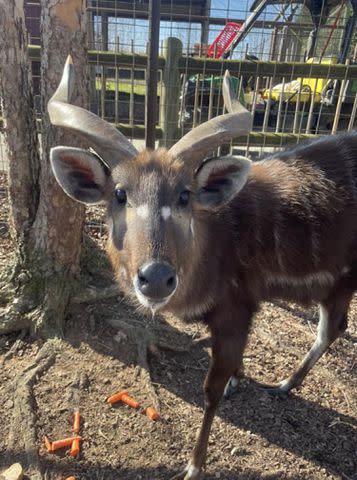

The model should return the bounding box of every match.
[0,173,356,480]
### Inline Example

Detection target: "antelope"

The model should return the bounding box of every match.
[48,56,357,479]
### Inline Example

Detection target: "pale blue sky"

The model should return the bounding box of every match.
[94,0,304,60]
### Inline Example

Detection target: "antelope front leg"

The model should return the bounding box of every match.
[178,316,250,480]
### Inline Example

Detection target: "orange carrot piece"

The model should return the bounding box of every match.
[51,436,82,452]
[121,393,140,409]
[44,435,52,452]
[145,406,160,421]
[70,436,81,457]
[107,390,127,405]
[107,390,140,409]
[73,410,80,433]
[65,477,76,480]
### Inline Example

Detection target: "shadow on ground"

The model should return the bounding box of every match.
[2,449,330,480]
[60,295,357,479]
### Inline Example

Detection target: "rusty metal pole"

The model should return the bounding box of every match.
[146,0,160,149]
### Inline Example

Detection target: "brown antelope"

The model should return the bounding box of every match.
[48,56,357,479]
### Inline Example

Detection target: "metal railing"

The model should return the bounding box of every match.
[18,43,357,151]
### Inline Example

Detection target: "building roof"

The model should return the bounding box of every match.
[87,0,211,23]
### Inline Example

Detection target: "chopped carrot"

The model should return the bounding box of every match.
[107,390,140,409]
[65,477,76,480]
[51,436,82,452]
[145,406,160,421]
[73,410,80,433]
[70,436,81,457]
[44,435,52,452]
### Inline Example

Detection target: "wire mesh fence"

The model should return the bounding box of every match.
[85,0,357,163]
[1,0,357,236]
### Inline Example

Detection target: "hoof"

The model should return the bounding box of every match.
[258,381,291,397]
[223,376,239,399]
[169,466,203,480]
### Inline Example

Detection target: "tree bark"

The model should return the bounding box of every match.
[0,0,89,337]
[0,0,40,246]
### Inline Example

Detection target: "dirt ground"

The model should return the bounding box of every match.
[0,172,356,480]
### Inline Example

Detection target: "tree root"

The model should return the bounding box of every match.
[6,340,60,479]
[71,284,120,304]
[106,317,191,411]
[1,329,27,365]
[0,285,14,306]
[0,306,30,335]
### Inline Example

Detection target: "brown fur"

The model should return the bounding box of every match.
[105,132,357,477]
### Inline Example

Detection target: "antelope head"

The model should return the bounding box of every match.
[48,56,252,314]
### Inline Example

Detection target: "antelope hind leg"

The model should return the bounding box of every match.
[260,276,354,396]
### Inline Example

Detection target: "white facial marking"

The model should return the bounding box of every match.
[137,204,149,219]
[190,218,195,237]
[161,206,171,220]
[119,266,127,280]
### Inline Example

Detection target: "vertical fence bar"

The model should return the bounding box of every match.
[114,37,119,124]
[262,77,273,133]
[129,39,134,126]
[160,37,182,147]
[293,78,303,134]
[275,77,285,133]
[305,78,318,134]
[332,78,347,134]
[193,74,200,128]
[250,76,260,122]
[348,92,357,131]
[100,12,108,120]
[208,75,214,120]
[179,73,187,127]
[145,0,160,149]
[101,66,106,119]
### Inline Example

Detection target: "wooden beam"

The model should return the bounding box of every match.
[0,117,163,139]
[233,132,318,146]
[27,45,357,80]
[178,57,357,80]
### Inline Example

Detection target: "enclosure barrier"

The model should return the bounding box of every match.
[16,43,357,149]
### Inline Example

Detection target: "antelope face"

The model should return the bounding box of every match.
[48,57,252,313]
[107,149,192,312]
[50,145,251,313]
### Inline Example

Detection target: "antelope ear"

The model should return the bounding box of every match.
[50,146,108,204]
[195,155,251,210]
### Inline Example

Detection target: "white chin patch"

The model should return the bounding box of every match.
[133,275,178,313]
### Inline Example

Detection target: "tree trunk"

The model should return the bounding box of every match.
[0,0,88,337]
[0,0,40,248]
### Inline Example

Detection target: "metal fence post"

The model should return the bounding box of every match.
[160,37,182,148]
[145,0,160,149]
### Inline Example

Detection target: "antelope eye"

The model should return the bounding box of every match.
[178,190,190,207]
[115,189,127,205]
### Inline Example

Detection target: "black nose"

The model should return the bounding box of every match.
[137,262,177,299]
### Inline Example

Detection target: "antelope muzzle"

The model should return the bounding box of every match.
[133,261,178,310]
